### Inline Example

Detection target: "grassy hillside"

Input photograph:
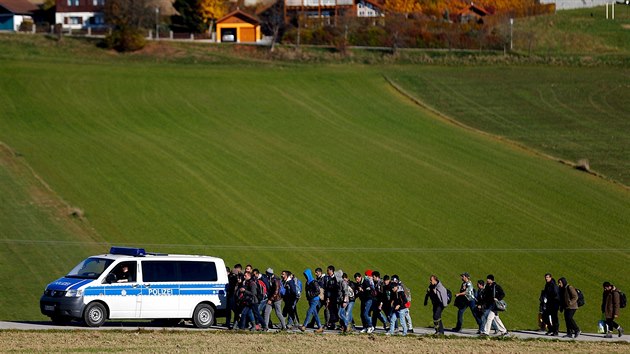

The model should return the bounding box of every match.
[0,35,629,331]
[513,6,630,57]
[387,66,630,186]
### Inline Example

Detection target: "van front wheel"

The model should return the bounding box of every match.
[84,302,107,327]
[192,304,214,328]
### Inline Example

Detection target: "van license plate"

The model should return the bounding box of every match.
[45,305,54,311]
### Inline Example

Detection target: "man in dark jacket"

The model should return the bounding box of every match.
[387,283,409,336]
[479,274,508,337]
[602,281,624,338]
[238,271,263,330]
[558,277,580,338]
[541,273,560,336]
[226,264,243,329]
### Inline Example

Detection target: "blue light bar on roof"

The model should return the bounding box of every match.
[110,247,146,256]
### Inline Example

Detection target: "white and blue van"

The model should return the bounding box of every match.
[40,247,228,328]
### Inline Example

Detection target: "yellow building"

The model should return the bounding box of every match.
[216,10,261,43]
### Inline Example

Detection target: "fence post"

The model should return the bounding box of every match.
[190,33,194,40]
[148,30,153,39]
[32,24,36,34]
[87,27,91,36]
[170,30,173,39]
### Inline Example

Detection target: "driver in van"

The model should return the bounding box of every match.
[117,265,133,283]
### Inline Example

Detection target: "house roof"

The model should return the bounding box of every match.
[0,0,38,14]
[360,0,384,10]
[217,9,260,25]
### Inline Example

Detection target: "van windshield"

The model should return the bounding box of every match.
[66,257,114,279]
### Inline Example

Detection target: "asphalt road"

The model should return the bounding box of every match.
[1,321,627,342]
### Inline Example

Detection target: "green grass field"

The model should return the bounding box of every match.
[387,66,630,186]
[0,29,629,332]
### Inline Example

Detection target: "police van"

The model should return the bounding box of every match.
[40,247,227,328]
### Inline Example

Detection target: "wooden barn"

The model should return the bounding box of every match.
[216,9,261,43]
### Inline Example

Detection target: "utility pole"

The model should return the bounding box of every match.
[155,7,160,40]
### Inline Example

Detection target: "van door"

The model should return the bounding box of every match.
[138,260,180,318]
[101,261,141,318]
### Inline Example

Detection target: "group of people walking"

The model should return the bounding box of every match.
[224,264,624,339]
[539,274,625,338]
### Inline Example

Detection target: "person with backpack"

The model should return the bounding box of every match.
[238,271,263,331]
[359,269,375,334]
[602,281,624,338]
[540,273,560,336]
[392,275,414,333]
[424,275,448,335]
[370,271,389,331]
[282,270,299,329]
[299,268,325,333]
[479,274,508,337]
[345,273,358,332]
[335,270,350,332]
[252,269,268,327]
[453,272,480,332]
[558,277,581,338]
[387,282,409,336]
[263,268,286,331]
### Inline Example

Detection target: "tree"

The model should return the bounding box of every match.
[384,0,422,17]
[258,0,285,52]
[103,0,153,51]
[199,0,228,34]
[172,0,206,33]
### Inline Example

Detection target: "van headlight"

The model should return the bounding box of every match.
[65,289,83,297]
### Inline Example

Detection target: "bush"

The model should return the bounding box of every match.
[104,28,146,52]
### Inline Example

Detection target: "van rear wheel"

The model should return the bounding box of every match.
[84,302,107,327]
[192,304,214,328]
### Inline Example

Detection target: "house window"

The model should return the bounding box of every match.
[68,0,80,6]
[68,16,82,24]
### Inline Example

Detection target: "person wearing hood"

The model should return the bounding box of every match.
[541,273,560,336]
[263,268,286,331]
[425,275,449,335]
[299,268,324,333]
[558,277,581,338]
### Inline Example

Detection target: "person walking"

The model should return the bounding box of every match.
[282,271,299,329]
[541,273,560,336]
[263,268,286,331]
[602,281,624,338]
[335,270,350,332]
[453,272,479,332]
[346,273,358,331]
[387,282,409,336]
[370,271,389,330]
[359,270,375,333]
[299,269,324,333]
[479,274,508,337]
[324,265,340,330]
[392,275,414,333]
[424,275,448,335]
[558,277,581,338]
[238,271,263,330]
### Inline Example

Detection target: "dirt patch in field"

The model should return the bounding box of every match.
[0,331,628,353]
[622,24,630,30]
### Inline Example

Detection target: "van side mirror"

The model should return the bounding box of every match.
[105,273,117,284]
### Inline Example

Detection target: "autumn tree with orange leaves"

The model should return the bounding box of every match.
[383,0,422,16]
[199,0,228,32]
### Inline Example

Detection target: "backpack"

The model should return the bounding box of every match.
[294,278,303,299]
[446,288,453,305]
[575,288,585,307]
[619,291,627,309]
[307,280,320,299]
[279,281,287,297]
[402,283,412,303]
[256,279,267,301]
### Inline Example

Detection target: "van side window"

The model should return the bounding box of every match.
[141,261,217,282]
[180,261,218,282]
[142,261,178,282]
